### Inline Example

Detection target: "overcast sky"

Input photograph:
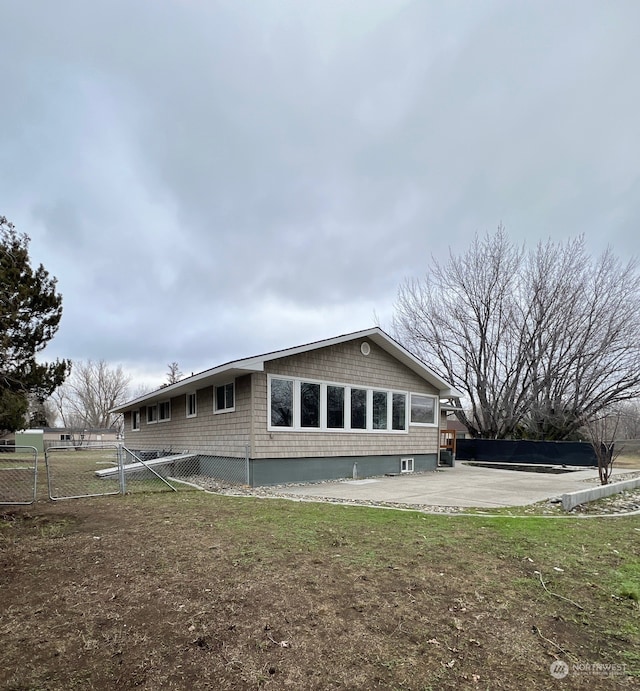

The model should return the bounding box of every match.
[2,0,639,389]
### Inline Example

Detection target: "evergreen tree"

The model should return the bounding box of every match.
[0,216,70,432]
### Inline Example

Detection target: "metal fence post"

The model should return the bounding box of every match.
[118,445,127,495]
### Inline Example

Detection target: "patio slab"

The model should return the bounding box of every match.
[269,463,630,508]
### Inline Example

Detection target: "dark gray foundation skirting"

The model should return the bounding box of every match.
[248,454,437,486]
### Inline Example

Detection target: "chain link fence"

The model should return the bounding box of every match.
[45,444,249,501]
[0,446,39,505]
[119,446,249,492]
[0,444,251,504]
[45,445,122,500]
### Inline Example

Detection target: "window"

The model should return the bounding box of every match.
[410,394,436,425]
[158,400,171,422]
[392,393,407,431]
[266,375,409,433]
[147,404,158,424]
[327,386,345,429]
[270,378,293,427]
[215,382,235,412]
[301,382,320,428]
[373,391,388,430]
[186,392,197,418]
[59,433,71,441]
[132,410,140,431]
[350,388,367,429]
[401,457,414,473]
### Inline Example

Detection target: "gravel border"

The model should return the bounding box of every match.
[173,471,640,516]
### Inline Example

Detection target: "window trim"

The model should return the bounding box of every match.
[409,393,438,427]
[132,410,140,431]
[300,381,321,429]
[146,404,158,424]
[158,400,171,422]
[270,377,294,428]
[214,381,236,414]
[186,392,197,418]
[350,387,368,430]
[392,391,407,431]
[400,457,414,473]
[267,374,409,433]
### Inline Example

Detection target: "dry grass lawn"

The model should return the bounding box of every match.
[1,488,638,690]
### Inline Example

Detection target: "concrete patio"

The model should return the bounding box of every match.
[267,462,632,508]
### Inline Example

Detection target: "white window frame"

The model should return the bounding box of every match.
[300,381,321,429]
[186,392,197,418]
[391,391,408,431]
[269,376,295,429]
[147,404,158,424]
[214,381,235,414]
[400,457,414,473]
[409,393,438,427]
[349,387,368,430]
[158,400,171,422]
[267,374,408,433]
[132,410,140,431]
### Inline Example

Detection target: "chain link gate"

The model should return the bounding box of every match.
[0,446,39,505]
[45,444,122,500]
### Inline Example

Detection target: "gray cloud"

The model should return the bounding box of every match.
[1,0,639,387]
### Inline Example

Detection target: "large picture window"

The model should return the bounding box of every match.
[392,393,406,431]
[270,378,293,427]
[350,388,367,429]
[327,386,345,429]
[301,382,320,428]
[267,375,411,434]
[372,391,388,430]
[410,394,436,425]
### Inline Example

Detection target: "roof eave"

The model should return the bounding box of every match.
[111,326,462,412]
[111,362,264,413]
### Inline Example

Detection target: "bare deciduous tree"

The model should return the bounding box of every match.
[51,360,131,431]
[616,399,640,440]
[393,227,640,440]
[166,362,183,385]
[583,408,623,485]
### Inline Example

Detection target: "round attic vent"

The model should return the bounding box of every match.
[360,342,371,356]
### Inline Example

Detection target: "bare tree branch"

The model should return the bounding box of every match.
[50,360,131,432]
[393,227,640,440]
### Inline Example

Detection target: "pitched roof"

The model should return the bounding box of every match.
[112,327,462,413]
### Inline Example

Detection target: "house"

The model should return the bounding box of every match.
[111,328,462,486]
[0,427,119,452]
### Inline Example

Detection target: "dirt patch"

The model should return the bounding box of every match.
[0,494,637,689]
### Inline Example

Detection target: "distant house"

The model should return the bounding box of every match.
[112,328,462,485]
[0,427,119,452]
